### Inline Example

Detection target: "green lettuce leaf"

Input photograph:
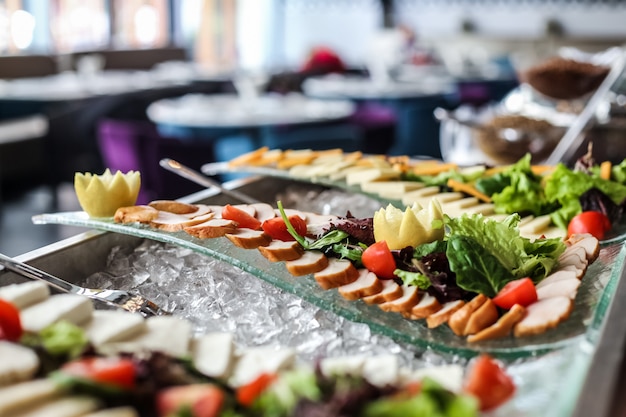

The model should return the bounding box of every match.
[444,213,565,296]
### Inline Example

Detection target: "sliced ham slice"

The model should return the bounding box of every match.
[448,294,488,336]
[426,300,465,329]
[258,241,304,262]
[566,233,600,262]
[558,245,587,265]
[184,218,238,239]
[378,285,419,313]
[557,263,587,279]
[314,258,359,290]
[181,204,214,219]
[362,279,403,304]
[250,203,276,223]
[536,278,580,300]
[467,304,526,342]
[149,200,198,214]
[285,251,328,276]
[114,205,159,224]
[537,269,581,288]
[338,269,383,300]
[407,293,442,320]
[226,229,272,249]
[150,211,215,232]
[514,296,573,338]
[464,298,499,335]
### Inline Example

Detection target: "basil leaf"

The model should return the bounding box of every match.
[307,230,350,250]
[446,235,515,297]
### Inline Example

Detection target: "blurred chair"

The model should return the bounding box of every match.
[97,118,216,203]
[0,55,57,79]
[71,47,188,71]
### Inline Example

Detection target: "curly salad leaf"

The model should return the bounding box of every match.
[545,163,626,229]
[445,213,566,297]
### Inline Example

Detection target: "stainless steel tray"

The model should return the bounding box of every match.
[2,175,625,417]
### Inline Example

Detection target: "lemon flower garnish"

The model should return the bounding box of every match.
[373,200,444,250]
[74,169,141,218]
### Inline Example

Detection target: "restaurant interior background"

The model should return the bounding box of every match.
[1,0,626,256]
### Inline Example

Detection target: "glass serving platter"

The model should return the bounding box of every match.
[202,161,626,245]
[33,211,626,360]
[202,161,404,206]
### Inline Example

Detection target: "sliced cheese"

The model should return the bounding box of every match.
[84,310,146,347]
[0,379,63,416]
[0,281,50,310]
[0,341,40,386]
[229,346,295,387]
[345,168,399,185]
[191,332,235,379]
[12,396,100,417]
[20,294,93,333]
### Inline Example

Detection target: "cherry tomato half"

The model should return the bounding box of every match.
[361,240,396,279]
[61,356,137,389]
[0,299,22,342]
[222,205,262,230]
[492,278,537,310]
[236,372,277,407]
[463,355,515,411]
[567,211,611,240]
[262,216,307,241]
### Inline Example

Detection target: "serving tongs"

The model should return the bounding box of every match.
[160,158,262,205]
[0,252,170,317]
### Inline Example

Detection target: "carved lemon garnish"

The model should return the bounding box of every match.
[74,169,141,218]
[373,200,444,250]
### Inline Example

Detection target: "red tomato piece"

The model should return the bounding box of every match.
[262,215,307,241]
[222,205,262,230]
[464,355,515,411]
[361,241,396,279]
[492,278,537,310]
[157,384,224,417]
[236,372,277,407]
[567,211,611,240]
[0,299,22,342]
[61,356,136,389]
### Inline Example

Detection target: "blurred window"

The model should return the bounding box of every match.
[50,0,109,52]
[112,0,169,48]
[0,0,38,53]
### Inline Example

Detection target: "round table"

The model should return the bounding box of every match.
[146,93,358,161]
[302,74,458,158]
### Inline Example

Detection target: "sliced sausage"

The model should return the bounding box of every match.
[285,251,329,276]
[338,269,383,300]
[114,205,159,224]
[566,233,600,262]
[536,278,580,300]
[464,298,499,335]
[514,296,573,338]
[426,300,465,329]
[557,263,587,279]
[181,204,214,219]
[378,285,419,313]
[558,245,587,265]
[537,269,581,288]
[250,203,276,223]
[148,200,199,214]
[362,279,403,304]
[314,258,359,290]
[226,229,272,249]
[150,211,215,232]
[467,304,526,342]
[408,293,442,320]
[257,240,304,262]
[184,218,238,239]
[448,294,488,336]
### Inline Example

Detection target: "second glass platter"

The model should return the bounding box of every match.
[33,210,625,359]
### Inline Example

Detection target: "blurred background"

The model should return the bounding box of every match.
[2,0,626,254]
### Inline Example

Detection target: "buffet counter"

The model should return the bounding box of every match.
[1,175,625,417]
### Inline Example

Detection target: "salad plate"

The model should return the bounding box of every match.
[32,210,625,359]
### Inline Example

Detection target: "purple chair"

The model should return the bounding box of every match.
[97,119,216,203]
